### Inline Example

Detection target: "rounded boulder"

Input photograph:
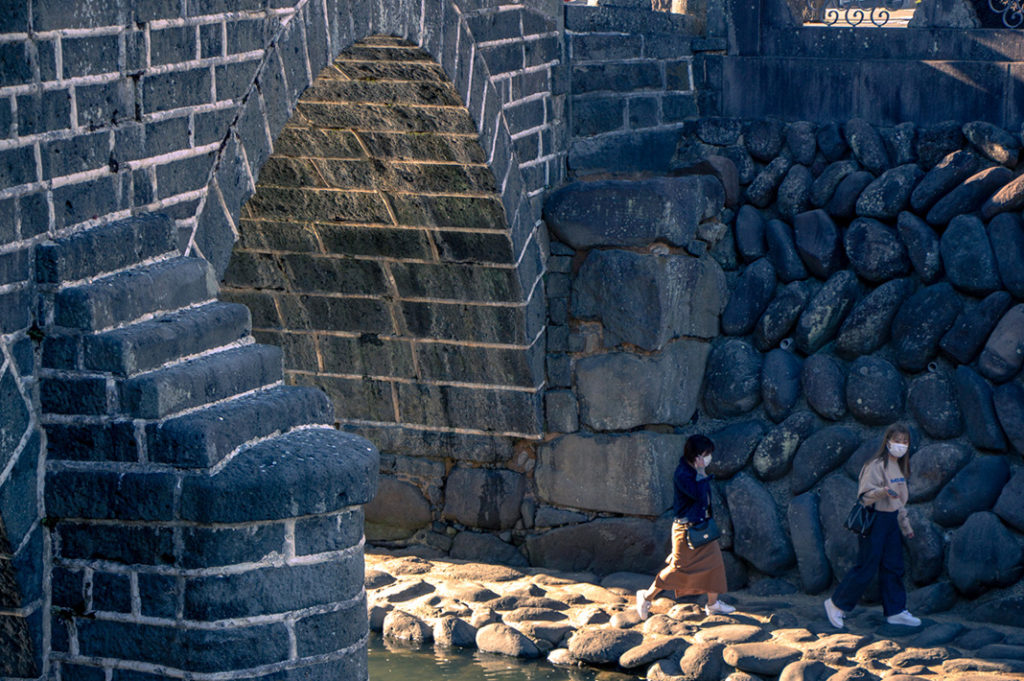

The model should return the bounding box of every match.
[704,339,763,418]
[846,356,905,426]
[933,455,1011,527]
[908,371,963,440]
[802,353,847,421]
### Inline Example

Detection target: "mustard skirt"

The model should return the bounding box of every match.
[652,521,728,596]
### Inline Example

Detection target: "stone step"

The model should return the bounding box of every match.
[120,344,283,419]
[146,385,334,468]
[83,302,252,377]
[37,213,176,284]
[54,257,218,331]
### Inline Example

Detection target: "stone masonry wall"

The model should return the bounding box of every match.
[536,115,1024,628]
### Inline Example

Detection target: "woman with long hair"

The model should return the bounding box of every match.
[635,434,733,620]
[824,423,921,628]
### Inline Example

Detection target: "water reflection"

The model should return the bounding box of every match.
[370,634,622,681]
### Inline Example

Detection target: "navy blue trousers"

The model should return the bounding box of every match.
[831,510,906,616]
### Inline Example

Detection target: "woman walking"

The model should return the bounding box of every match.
[635,434,733,620]
[824,423,921,629]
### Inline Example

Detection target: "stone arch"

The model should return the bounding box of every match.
[221,36,541,442]
[185,0,561,440]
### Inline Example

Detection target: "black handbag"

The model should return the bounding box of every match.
[686,517,721,549]
[844,496,875,536]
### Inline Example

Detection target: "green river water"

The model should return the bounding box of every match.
[368,634,629,681]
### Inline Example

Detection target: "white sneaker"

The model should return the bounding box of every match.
[886,610,921,627]
[705,600,736,616]
[635,590,651,620]
[824,598,845,629]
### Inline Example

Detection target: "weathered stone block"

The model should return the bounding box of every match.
[846,356,905,426]
[181,524,287,570]
[545,389,579,433]
[295,600,368,657]
[535,432,683,516]
[788,492,832,594]
[544,176,720,250]
[790,426,860,494]
[703,338,762,418]
[725,473,795,576]
[525,517,666,575]
[955,366,1007,451]
[908,372,963,440]
[572,249,725,350]
[793,270,859,354]
[947,512,1023,597]
[978,304,1024,383]
[442,467,524,531]
[722,258,776,336]
[908,442,971,503]
[856,164,923,219]
[893,282,962,373]
[933,455,1011,527]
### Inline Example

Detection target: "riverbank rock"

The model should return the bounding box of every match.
[477,622,541,658]
[568,628,643,665]
[724,642,802,676]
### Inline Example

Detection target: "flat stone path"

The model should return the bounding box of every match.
[366,550,1024,680]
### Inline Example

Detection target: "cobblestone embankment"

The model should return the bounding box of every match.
[367,551,1024,681]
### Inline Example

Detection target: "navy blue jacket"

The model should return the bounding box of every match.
[673,461,712,524]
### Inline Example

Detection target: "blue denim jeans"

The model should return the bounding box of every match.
[831,510,906,616]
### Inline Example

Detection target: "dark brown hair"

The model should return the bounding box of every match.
[871,422,912,479]
[683,434,715,465]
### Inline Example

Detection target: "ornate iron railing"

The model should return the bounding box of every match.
[989,0,1024,26]
[805,0,913,26]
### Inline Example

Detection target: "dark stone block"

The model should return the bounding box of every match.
[787,492,832,594]
[880,122,916,166]
[184,557,361,620]
[707,420,766,479]
[753,410,817,481]
[909,372,963,441]
[0,431,38,553]
[947,511,1022,597]
[138,573,178,618]
[754,280,809,352]
[295,509,363,556]
[734,204,766,263]
[910,149,980,214]
[44,421,137,462]
[994,382,1024,457]
[916,121,963,170]
[746,157,791,208]
[765,218,807,283]
[180,427,378,523]
[941,291,1013,365]
[896,211,941,284]
[786,121,817,165]
[955,366,1007,452]
[53,176,119,230]
[988,213,1024,298]
[744,118,785,162]
[121,344,280,419]
[40,375,106,415]
[703,339,762,418]
[835,277,913,360]
[844,218,911,284]
[572,96,625,138]
[791,425,859,495]
[927,165,1013,228]
[36,213,175,284]
[722,258,776,336]
[92,572,131,613]
[61,34,118,78]
[825,171,873,219]
[0,145,37,189]
[855,164,923,220]
[940,214,1002,295]
[295,600,368,657]
[150,25,195,66]
[142,68,213,113]
[56,522,174,566]
[724,473,795,576]
[810,160,859,209]
[793,270,859,355]
[0,288,31,334]
[762,347,802,423]
[817,122,847,162]
[46,469,174,522]
[77,619,290,672]
[844,118,889,174]
[978,305,1024,383]
[802,353,846,421]
[181,523,286,569]
[572,62,660,94]
[981,171,1024,220]
[19,192,48,238]
[777,164,813,219]
[40,130,108,180]
[697,118,741,145]
[16,89,71,135]
[52,567,85,611]
[994,469,1024,532]
[892,282,962,373]
[963,121,1019,166]
[846,355,905,426]
[793,209,843,279]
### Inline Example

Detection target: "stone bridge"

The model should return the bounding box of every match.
[1,0,1024,678]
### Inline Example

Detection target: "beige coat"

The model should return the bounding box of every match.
[858,457,913,537]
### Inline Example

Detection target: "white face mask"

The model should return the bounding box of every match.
[702,454,713,467]
[888,442,908,458]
